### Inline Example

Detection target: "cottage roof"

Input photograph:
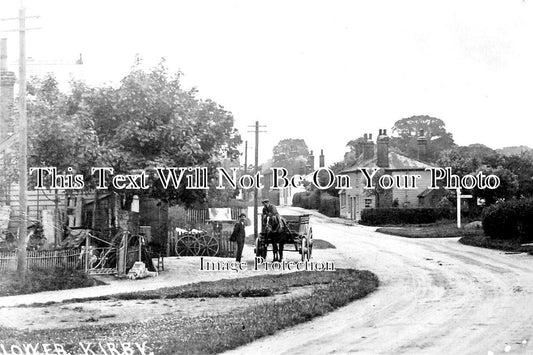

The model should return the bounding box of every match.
[341,151,434,173]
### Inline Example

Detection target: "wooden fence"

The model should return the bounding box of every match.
[185,208,247,224]
[0,249,80,272]
[185,209,209,224]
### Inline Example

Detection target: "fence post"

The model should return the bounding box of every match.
[166,231,171,257]
[85,234,89,273]
[138,236,142,262]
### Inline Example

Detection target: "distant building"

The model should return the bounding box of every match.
[339,129,447,221]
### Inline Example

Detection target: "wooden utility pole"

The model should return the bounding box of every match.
[243,140,248,202]
[2,5,39,280]
[16,6,28,280]
[248,122,266,239]
[254,122,259,239]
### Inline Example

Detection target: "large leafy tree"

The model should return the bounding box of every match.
[391,115,455,162]
[472,166,519,205]
[25,59,242,206]
[501,152,533,198]
[25,75,102,186]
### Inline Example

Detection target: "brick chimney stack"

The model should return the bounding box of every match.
[319,149,325,168]
[377,129,390,168]
[0,38,16,142]
[364,133,374,160]
[417,129,427,162]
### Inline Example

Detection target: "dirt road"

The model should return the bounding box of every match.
[226,209,533,355]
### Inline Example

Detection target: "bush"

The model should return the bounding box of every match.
[360,208,438,226]
[318,194,340,217]
[482,198,533,241]
[292,191,311,209]
[309,189,321,210]
[293,190,331,213]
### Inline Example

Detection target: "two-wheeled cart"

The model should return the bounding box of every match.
[255,213,313,261]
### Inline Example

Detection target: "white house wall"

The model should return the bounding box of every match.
[340,169,432,221]
[391,170,432,207]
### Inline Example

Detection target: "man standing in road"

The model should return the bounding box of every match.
[230,213,247,262]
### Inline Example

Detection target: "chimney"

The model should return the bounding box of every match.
[0,38,16,142]
[307,150,315,172]
[417,129,427,161]
[377,129,390,168]
[355,134,366,158]
[364,133,374,160]
[319,149,325,168]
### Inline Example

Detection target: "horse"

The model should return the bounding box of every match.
[263,215,288,262]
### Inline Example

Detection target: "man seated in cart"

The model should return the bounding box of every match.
[261,199,281,233]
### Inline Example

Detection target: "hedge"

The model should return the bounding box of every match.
[360,208,438,226]
[318,194,340,217]
[292,191,339,217]
[482,198,533,241]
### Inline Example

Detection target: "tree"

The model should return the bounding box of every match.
[391,115,455,162]
[501,152,533,198]
[473,166,519,205]
[272,138,310,175]
[72,59,241,205]
[343,137,367,167]
[436,148,482,177]
[26,75,102,184]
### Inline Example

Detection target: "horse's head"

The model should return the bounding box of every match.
[264,216,272,234]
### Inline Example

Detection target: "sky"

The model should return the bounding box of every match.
[1,0,532,166]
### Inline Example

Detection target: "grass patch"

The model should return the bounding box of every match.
[459,235,533,254]
[312,239,336,249]
[0,269,378,354]
[0,267,105,297]
[28,270,358,306]
[377,223,484,238]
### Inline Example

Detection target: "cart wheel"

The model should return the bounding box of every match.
[199,234,220,256]
[175,234,201,256]
[301,237,309,261]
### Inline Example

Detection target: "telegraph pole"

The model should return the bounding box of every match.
[17,6,28,280]
[248,121,266,239]
[1,5,39,281]
[243,140,248,202]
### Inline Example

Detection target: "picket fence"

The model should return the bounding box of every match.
[0,249,80,272]
[185,207,247,224]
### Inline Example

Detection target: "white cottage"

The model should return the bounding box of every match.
[339,129,438,221]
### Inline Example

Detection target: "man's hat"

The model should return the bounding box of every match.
[239,213,247,218]
[261,199,269,203]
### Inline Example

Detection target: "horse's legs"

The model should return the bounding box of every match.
[272,239,279,262]
[279,243,284,262]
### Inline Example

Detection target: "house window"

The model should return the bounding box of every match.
[340,193,346,207]
[364,198,372,208]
